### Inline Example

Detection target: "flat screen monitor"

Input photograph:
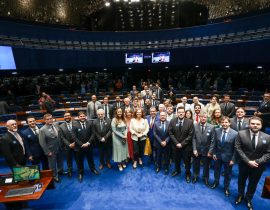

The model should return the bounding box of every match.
[152,51,170,63]
[125,53,143,64]
[0,46,16,70]
[13,165,40,182]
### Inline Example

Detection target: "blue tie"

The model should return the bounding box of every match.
[162,122,166,133]
[221,131,226,144]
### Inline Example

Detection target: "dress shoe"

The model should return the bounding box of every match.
[138,159,143,166]
[203,178,210,187]
[211,182,219,189]
[164,169,169,175]
[99,164,104,170]
[54,177,61,183]
[122,163,126,169]
[192,177,198,184]
[235,195,244,205]
[91,168,99,175]
[133,161,137,169]
[106,162,112,169]
[245,198,253,210]
[155,167,160,173]
[78,174,83,182]
[58,170,68,175]
[186,175,191,183]
[118,165,123,171]
[171,171,180,177]
[68,171,72,178]
[224,189,230,197]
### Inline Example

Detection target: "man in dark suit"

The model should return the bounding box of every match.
[59,111,78,177]
[235,116,270,210]
[220,94,235,118]
[39,113,63,182]
[92,109,112,170]
[254,92,270,131]
[21,116,48,170]
[73,111,99,182]
[211,116,238,197]
[102,96,114,119]
[121,97,133,112]
[151,93,160,109]
[154,83,164,102]
[169,106,194,183]
[0,120,26,169]
[113,95,123,111]
[192,112,215,186]
[153,111,170,174]
[230,107,249,131]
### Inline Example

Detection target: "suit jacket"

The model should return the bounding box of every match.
[235,129,270,166]
[220,102,235,118]
[151,100,160,109]
[146,115,160,143]
[257,100,270,127]
[193,123,215,156]
[153,120,170,148]
[92,118,112,143]
[230,117,249,131]
[155,88,164,101]
[39,123,61,156]
[102,104,114,119]
[59,120,78,151]
[212,128,238,162]
[121,104,133,112]
[0,132,26,167]
[168,118,194,151]
[73,120,94,149]
[21,126,44,158]
[87,101,102,119]
[113,101,124,111]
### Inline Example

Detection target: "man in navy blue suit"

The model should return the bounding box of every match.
[211,116,238,197]
[21,116,48,170]
[153,111,170,174]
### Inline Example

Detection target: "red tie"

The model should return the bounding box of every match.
[196,114,199,123]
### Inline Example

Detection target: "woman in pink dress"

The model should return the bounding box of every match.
[125,108,134,162]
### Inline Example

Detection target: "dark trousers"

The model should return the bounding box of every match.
[98,141,111,165]
[238,162,265,200]
[64,148,77,172]
[31,154,49,170]
[214,159,232,189]
[173,146,192,175]
[193,155,210,178]
[133,139,146,161]
[76,147,95,175]
[156,145,170,169]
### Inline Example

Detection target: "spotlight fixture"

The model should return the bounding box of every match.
[105,2,111,7]
[257,66,263,69]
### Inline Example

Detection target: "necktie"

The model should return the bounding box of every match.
[162,122,166,133]
[150,117,154,128]
[179,120,182,129]
[251,134,256,151]
[67,123,72,131]
[33,128,39,135]
[51,125,58,136]
[221,131,226,144]
[201,125,204,133]
[157,89,159,99]
[105,105,108,118]
[196,114,199,123]
[100,120,103,131]
[14,132,25,154]
[225,103,228,112]
[82,123,86,130]
[238,120,242,131]
[93,102,97,117]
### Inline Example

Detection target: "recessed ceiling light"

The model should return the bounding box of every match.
[12,72,17,75]
[78,70,82,73]
[257,66,263,69]
[225,65,230,68]
[195,65,199,68]
[105,2,110,7]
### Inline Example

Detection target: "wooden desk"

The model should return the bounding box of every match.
[0,170,55,203]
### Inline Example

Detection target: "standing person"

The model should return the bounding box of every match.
[205,95,221,119]
[21,116,48,170]
[113,95,123,111]
[125,108,134,162]
[155,83,164,102]
[192,113,215,186]
[92,109,112,170]
[166,104,176,122]
[235,116,270,210]
[193,104,202,124]
[59,112,78,177]
[87,95,102,120]
[211,116,238,197]
[121,97,133,112]
[111,108,128,171]
[102,96,114,119]
[176,96,191,112]
[130,108,150,168]
[254,92,270,131]
[0,120,26,169]
[73,111,99,182]
[169,107,194,183]
[209,109,222,128]
[220,94,235,117]
[153,111,170,175]
[230,107,249,131]
[39,114,63,182]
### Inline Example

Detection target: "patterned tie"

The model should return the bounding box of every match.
[67,123,72,132]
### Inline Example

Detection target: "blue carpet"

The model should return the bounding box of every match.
[0,156,270,210]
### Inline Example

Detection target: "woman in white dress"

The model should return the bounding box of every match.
[111,108,128,171]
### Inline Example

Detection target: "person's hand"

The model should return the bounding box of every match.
[81,143,90,148]
[248,160,259,168]
[137,133,143,138]
[213,155,217,161]
[193,150,198,157]
[69,142,75,149]
[48,152,53,157]
[161,141,166,147]
[29,156,34,161]
[229,160,234,166]
[176,143,182,148]
[207,153,212,158]
[101,137,105,142]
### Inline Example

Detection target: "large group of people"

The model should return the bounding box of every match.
[1,85,270,210]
